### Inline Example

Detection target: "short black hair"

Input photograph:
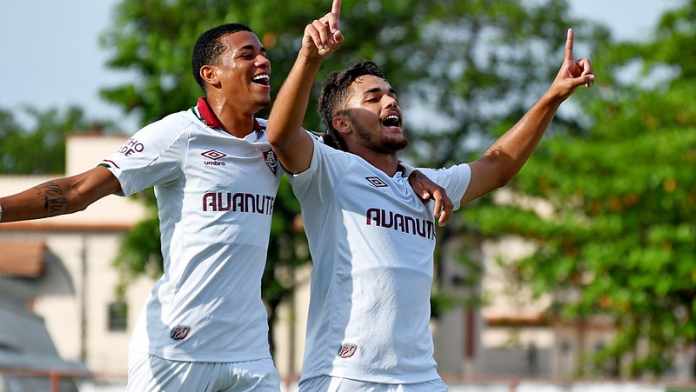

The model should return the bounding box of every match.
[318,61,386,150]
[192,23,254,91]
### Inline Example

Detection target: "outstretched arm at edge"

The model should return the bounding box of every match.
[461,28,594,206]
[0,166,121,223]
[462,92,562,205]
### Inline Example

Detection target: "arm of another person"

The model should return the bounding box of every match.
[460,28,594,206]
[266,0,343,174]
[405,166,453,225]
[0,166,121,223]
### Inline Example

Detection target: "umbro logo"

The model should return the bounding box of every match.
[202,149,226,160]
[202,149,226,166]
[366,176,388,188]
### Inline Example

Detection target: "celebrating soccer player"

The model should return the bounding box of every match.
[0,13,451,390]
[266,0,594,390]
[1,23,284,391]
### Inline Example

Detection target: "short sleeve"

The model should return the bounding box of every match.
[100,115,189,196]
[288,134,352,203]
[417,164,472,210]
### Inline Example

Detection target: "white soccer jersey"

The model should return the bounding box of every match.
[290,137,471,384]
[101,98,282,363]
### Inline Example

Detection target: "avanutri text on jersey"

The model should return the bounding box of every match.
[202,192,275,215]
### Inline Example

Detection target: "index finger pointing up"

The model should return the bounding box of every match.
[327,0,341,33]
[565,28,574,61]
[331,0,341,18]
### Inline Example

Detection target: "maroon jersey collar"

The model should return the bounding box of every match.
[196,97,223,129]
[195,97,263,133]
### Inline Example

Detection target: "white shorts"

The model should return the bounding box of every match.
[127,353,281,392]
[298,376,447,392]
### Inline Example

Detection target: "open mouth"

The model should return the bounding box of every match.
[251,73,271,86]
[381,114,402,128]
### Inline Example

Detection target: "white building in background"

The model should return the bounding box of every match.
[435,235,617,382]
[3,134,690,387]
[0,242,87,391]
[0,135,152,380]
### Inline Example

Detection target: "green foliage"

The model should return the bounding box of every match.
[0,106,109,174]
[100,0,605,158]
[466,1,696,377]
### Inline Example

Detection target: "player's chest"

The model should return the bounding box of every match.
[338,170,433,222]
[182,134,280,191]
[338,172,438,265]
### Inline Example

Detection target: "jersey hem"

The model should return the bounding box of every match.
[131,348,272,364]
[300,367,441,385]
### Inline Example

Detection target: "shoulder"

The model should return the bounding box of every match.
[124,110,196,156]
[418,163,471,177]
[417,164,472,208]
[152,110,197,133]
[136,110,195,141]
[312,133,351,157]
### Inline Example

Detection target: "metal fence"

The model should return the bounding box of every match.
[0,367,90,392]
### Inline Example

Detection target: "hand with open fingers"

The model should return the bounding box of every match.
[549,28,595,101]
[301,0,344,60]
[408,170,453,226]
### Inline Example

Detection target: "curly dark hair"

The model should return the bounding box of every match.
[192,23,254,91]
[318,61,386,150]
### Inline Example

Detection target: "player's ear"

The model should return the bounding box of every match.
[200,65,221,89]
[332,112,350,136]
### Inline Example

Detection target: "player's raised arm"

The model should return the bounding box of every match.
[0,167,121,223]
[460,28,594,206]
[266,0,343,174]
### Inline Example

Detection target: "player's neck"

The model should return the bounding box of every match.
[351,145,400,176]
[206,95,257,138]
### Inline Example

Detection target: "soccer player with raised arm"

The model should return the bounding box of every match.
[266,0,595,390]
[0,20,451,392]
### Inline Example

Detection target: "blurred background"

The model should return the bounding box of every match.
[1,0,695,391]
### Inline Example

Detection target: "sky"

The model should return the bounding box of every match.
[0,0,684,133]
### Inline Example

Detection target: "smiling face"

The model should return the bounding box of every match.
[338,74,408,154]
[201,31,272,113]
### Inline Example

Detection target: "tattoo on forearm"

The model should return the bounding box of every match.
[43,183,69,214]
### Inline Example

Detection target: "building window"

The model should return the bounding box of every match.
[108,302,128,331]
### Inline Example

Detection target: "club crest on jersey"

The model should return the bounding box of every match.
[262,150,278,175]
[201,149,226,166]
[170,325,191,341]
[337,343,357,358]
[366,176,388,188]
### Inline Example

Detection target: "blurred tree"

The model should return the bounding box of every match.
[101,0,606,352]
[466,0,696,378]
[0,106,108,174]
